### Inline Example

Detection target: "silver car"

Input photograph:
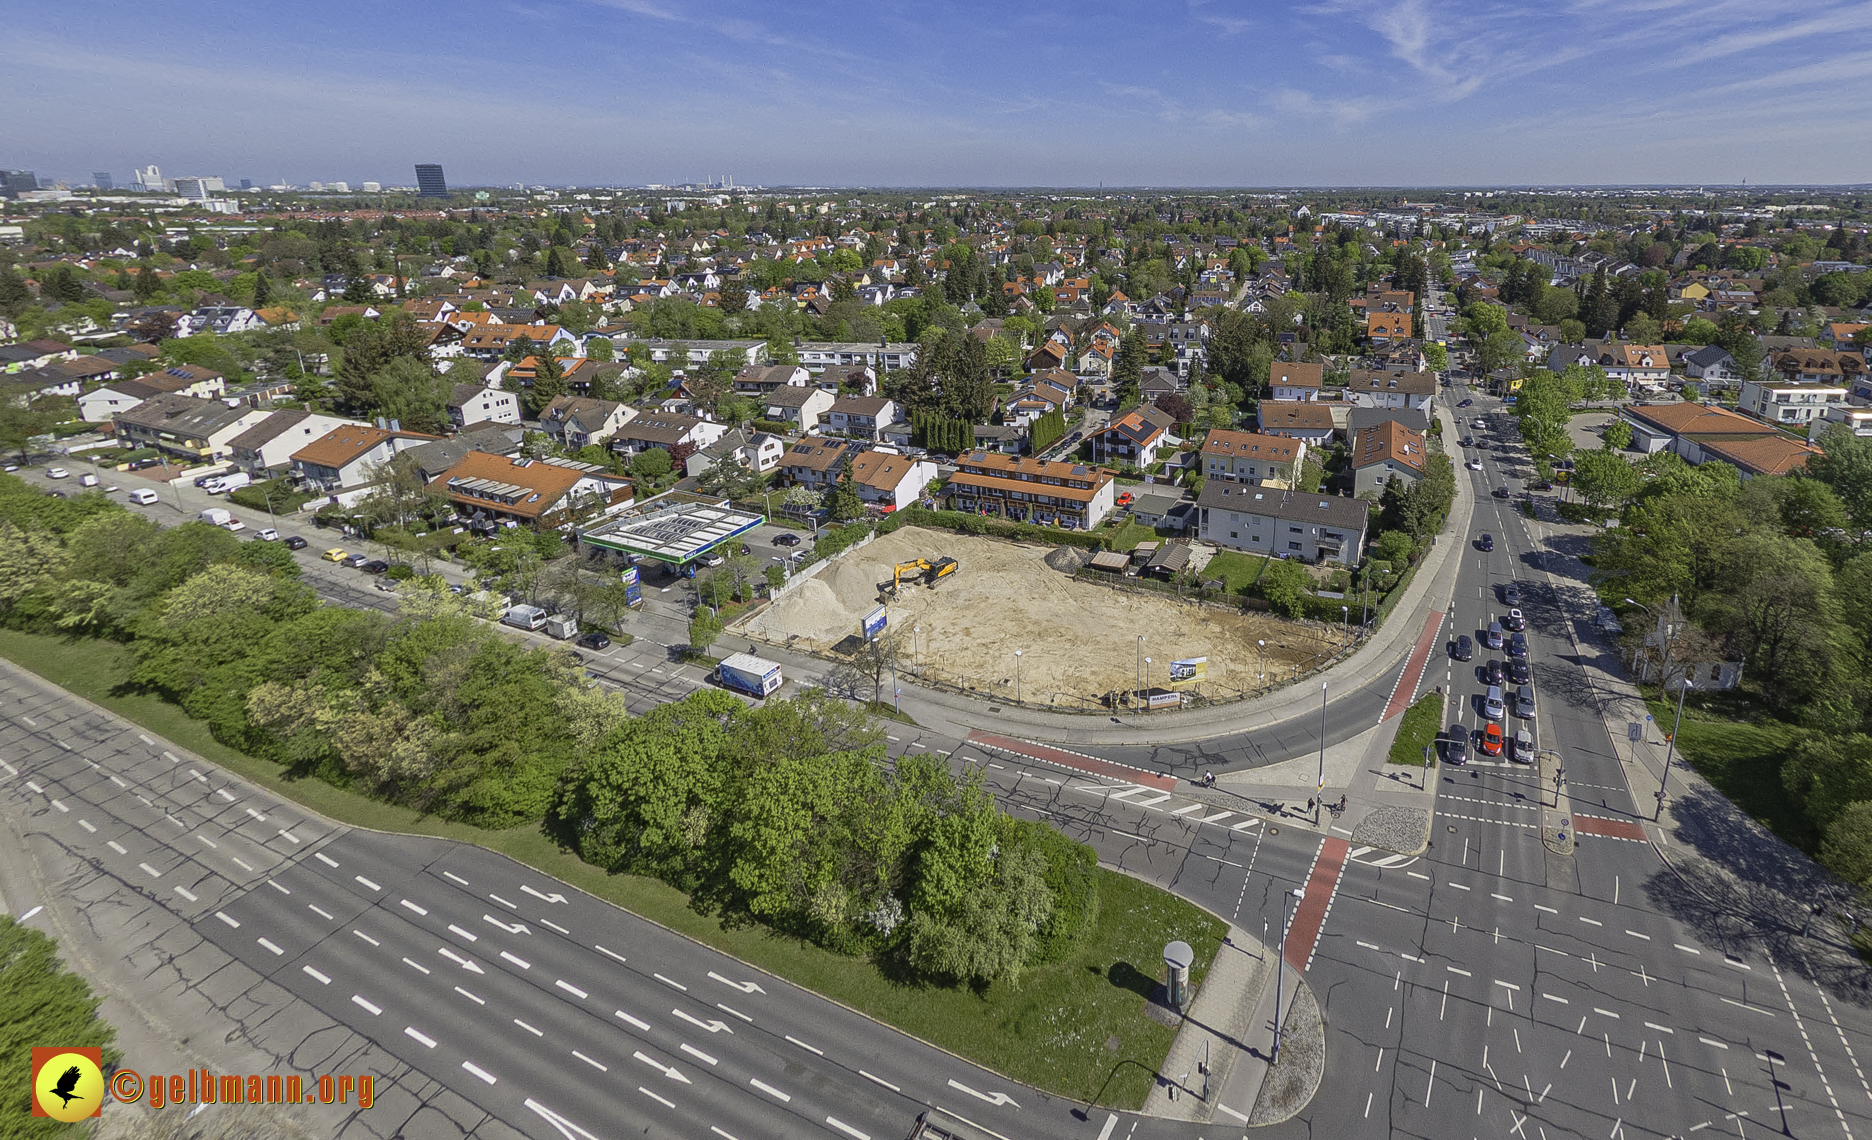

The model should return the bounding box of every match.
[1515,684,1535,718]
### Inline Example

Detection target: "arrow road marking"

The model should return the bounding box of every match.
[439,947,485,974]
[947,1078,1020,1108]
[523,1098,603,1140]
[483,914,531,935]
[673,1008,734,1034]
[521,884,569,904]
[708,970,766,994]
[632,1051,691,1084]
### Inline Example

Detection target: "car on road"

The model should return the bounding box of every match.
[46,467,69,479]
[773,532,802,547]
[1484,684,1506,719]
[361,559,390,574]
[1504,607,1526,631]
[1481,723,1505,756]
[1529,479,1554,491]
[284,535,308,550]
[1442,728,1470,766]
[1493,485,1510,498]
[1508,631,1529,660]
[1472,417,1487,428]
[1477,533,1494,552]
[575,631,611,650]
[1451,634,1473,661]
[1484,658,1505,686]
[1486,620,1504,649]
[1467,460,1483,471]
[1515,684,1536,718]
[1512,727,1535,763]
[1502,582,1522,605]
[254,528,280,542]
[1461,435,1475,447]
[127,488,160,505]
[321,548,348,562]
[1509,659,1531,685]
[1458,399,1473,407]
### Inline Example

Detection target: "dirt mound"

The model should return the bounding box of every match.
[1044,545,1091,573]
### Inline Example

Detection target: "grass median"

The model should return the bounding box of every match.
[1388,690,1443,767]
[0,628,1221,1108]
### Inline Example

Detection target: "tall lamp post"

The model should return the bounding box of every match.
[1316,681,1328,824]
[1136,635,1145,711]
[1273,886,1302,1063]
[1256,639,1266,691]
[912,625,920,668]
[1657,674,1692,820]
[1013,649,1023,705]
[1341,604,1349,647]
[1143,658,1152,711]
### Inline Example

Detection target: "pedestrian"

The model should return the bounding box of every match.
[1338,794,1347,812]
[1307,797,1315,814]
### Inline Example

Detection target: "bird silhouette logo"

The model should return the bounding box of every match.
[32,1047,104,1121]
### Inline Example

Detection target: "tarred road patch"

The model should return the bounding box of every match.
[964,732,1177,791]
[1285,836,1349,972]
[1573,814,1647,842]
[1383,611,1447,721]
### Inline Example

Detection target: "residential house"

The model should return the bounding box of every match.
[1255,401,1339,446]
[1366,311,1412,343]
[175,305,266,337]
[1139,367,1181,404]
[447,381,522,427]
[1736,379,1849,426]
[78,377,164,423]
[1350,420,1427,498]
[849,449,938,512]
[777,438,856,490]
[608,411,729,459]
[793,341,918,373]
[1551,342,1673,386]
[1195,484,1369,566]
[731,364,810,395]
[226,409,359,475]
[1683,345,1740,382]
[971,424,1025,454]
[1619,402,1820,476]
[146,364,226,399]
[1268,361,1323,402]
[316,305,382,326]
[1088,404,1178,466]
[1200,429,1306,488]
[112,394,271,463]
[291,424,438,496]
[816,363,877,394]
[826,396,899,441]
[684,427,787,479]
[1025,340,1069,373]
[401,426,526,483]
[461,324,577,360]
[762,385,836,431]
[538,396,635,448]
[945,452,1117,529]
[1077,341,1114,376]
[428,452,633,530]
[1772,349,1867,386]
[0,339,77,373]
[1345,370,1435,410]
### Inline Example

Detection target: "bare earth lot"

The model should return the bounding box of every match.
[746,526,1337,704]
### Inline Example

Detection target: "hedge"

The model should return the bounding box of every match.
[889,506,1107,549]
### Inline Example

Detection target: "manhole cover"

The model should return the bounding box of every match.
[1447,825,1458,832]
[1106,1035,1122,1053]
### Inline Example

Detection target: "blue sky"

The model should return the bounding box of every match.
[6,0,1872,188]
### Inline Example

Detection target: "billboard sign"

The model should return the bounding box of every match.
[621,565,642,607]
[1169,657,1207,687]
[861,604,887,642]
[1147,691,1181,709]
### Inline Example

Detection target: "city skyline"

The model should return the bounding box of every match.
[5,0,1872,188]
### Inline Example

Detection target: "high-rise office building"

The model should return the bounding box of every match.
[361,181,381,193]
[414,164,448,198]
[239,178,252,190]
[94,172,114,190]
[0,170,39,199]
[135,164,163,192]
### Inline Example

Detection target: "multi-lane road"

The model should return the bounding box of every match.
[7,375,1872,1139]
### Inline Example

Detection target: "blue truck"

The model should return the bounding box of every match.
[716,652,784,698]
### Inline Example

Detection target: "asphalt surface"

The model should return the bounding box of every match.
[10,385,1872,1139]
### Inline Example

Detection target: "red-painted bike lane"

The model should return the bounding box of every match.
[1285,835,1349,972]
[1381,610,1447,721]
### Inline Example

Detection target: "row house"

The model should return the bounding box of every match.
[1350,420,1427,498]
[1088,405,1179,465]
[226,409,360,475]
[113,394,270,463]
[461,323,578,360]
[1200,429,1305,488]
[732,363,811,394]
[1268,361,1323,402]
[291,424,438,496]
[945,452,1117,530]
[429,452,633,530]
[608,411,729,459]
[1345,370,1435,410]
[1772,349,1867,386]
[793,340,920,373]
[1196,485,1369,567]
[539,396,636,448]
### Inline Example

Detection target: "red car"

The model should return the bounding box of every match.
[1481,723,1505,756]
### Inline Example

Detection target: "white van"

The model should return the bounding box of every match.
[204,472,253,494]
[501,604,549,632]
[127,488,160,506]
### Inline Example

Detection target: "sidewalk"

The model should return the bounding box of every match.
[735,403,1478,752]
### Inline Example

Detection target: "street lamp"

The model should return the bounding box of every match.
[1341,604,1349,646]
[1136,635,1145,711]
[1657,674,1693,820]
[1143,658,1152,710]
[912,625,921,667]
[1256,639,1266,689]
[1273,886,1303,1063]
[1014,649,1023,704]
[1316,681,1327,825]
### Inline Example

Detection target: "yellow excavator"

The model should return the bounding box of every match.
[891,557,959,594]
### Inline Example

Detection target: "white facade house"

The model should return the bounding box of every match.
[1737,380,1849,425]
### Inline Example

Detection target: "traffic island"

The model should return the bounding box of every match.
[1540,747,1576,856]
[1249,971,1324,1126]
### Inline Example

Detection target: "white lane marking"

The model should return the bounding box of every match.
[353,930,379,946]
[257,938,284,956]
[556,979,588,999]
[138,862,163,878]
[1700,1037,1730,1050]
[277,829,301,844]
[707,970,764,994]
[231,857,253,871]
[596,944,628,965]
[490,893,518,909]
[400,899,428,916]
[215,789,235,802]
[1358,941,1383,951]
[1593,1008,1620,1019]
[1492,893,1513,902]
[50,800,68,813]
[1720,996,1776,1016]
[1218,1104,1250,1123]
[267,879,290,895]
[572,1050,608,1072]
[173,886,198,902]
[1645,1022,1675,1034]
[484,914,530,935]
[314,852,339,867]
[406,1027,437,1048]
[1198,810,1235,824]
[454,986,484,1005]
[1626,930,1651,940]
[106,841,128,855]
[716,1003,753,1023]
[462,1062,496,1085]
[443,871,470,886]
[190,769,207,782]
[403,957,430,975]
[638,1087,675,1109]
[354,875,381,891]
[448,924,478,942]
[785,1035,823,1056]
[1170,804,1203,817]
[1231,818,1262,831]
[680,1043,718,1066]
[1579,916,1603,926]
[501,951,531,969]
[303,966,330,984]
[1494,980,1520,991]
[1543,993,1569,1004]
[308,905,333,920]
[25,781,41,793]
[245,808,267,821]
[1724,956,1752,970]
[1535,905,1557,914]
[439,947,484,974]
[541,919,570,935]
[860,1070,901,1093]
[110,775,127,787]
[615,1010,651,1031]
[196,834,218,848]
[1449,882,1471,891]
[632,1051,691,1084]
[825,1117,870,1140]
[1448,967,1472,977]
[654,972,687,991]
[352,995,382,1015]
[947,1078,1020,1107]
[78,819,97,833]
[1676,944,1701,954]
[514,1019,544,1037]
[673,1009,734,1034]
[215,911,239,928]
[1130,793,1172,807]
[749,1079,791,1102]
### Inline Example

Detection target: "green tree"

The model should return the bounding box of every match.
[1423,342,1449,372]
[688,608,723,656]
[0,916,122,1136]
[1112,330,1146,408]
[371,355,452,433]
[1820,802,1872,889]
[1602,419,1633,451]
[521,352,568,419]
[630,447,673,480]
[1258,557,1310,617]
[336,312,432,412]
[1571,450,1643,513]
[827,456,865,522]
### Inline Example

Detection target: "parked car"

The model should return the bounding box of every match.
[254,528,280,542]
[1481,723,1505,756]
[1452,634,1473,662]
[1504,608,1526,631]
[1477,533,1494,552]
[127,488,160,505]
[361,559,390,574]
[773,532,802,547]
[284,535,309,550]
[128,457,162,470]
[1443,728,1470,766]
[46,467,69,479]
[575,631,612,651]
[1529,480,1554,491]
[322,548,348,562]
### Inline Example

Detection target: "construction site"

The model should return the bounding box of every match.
[742,526,1341,706]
